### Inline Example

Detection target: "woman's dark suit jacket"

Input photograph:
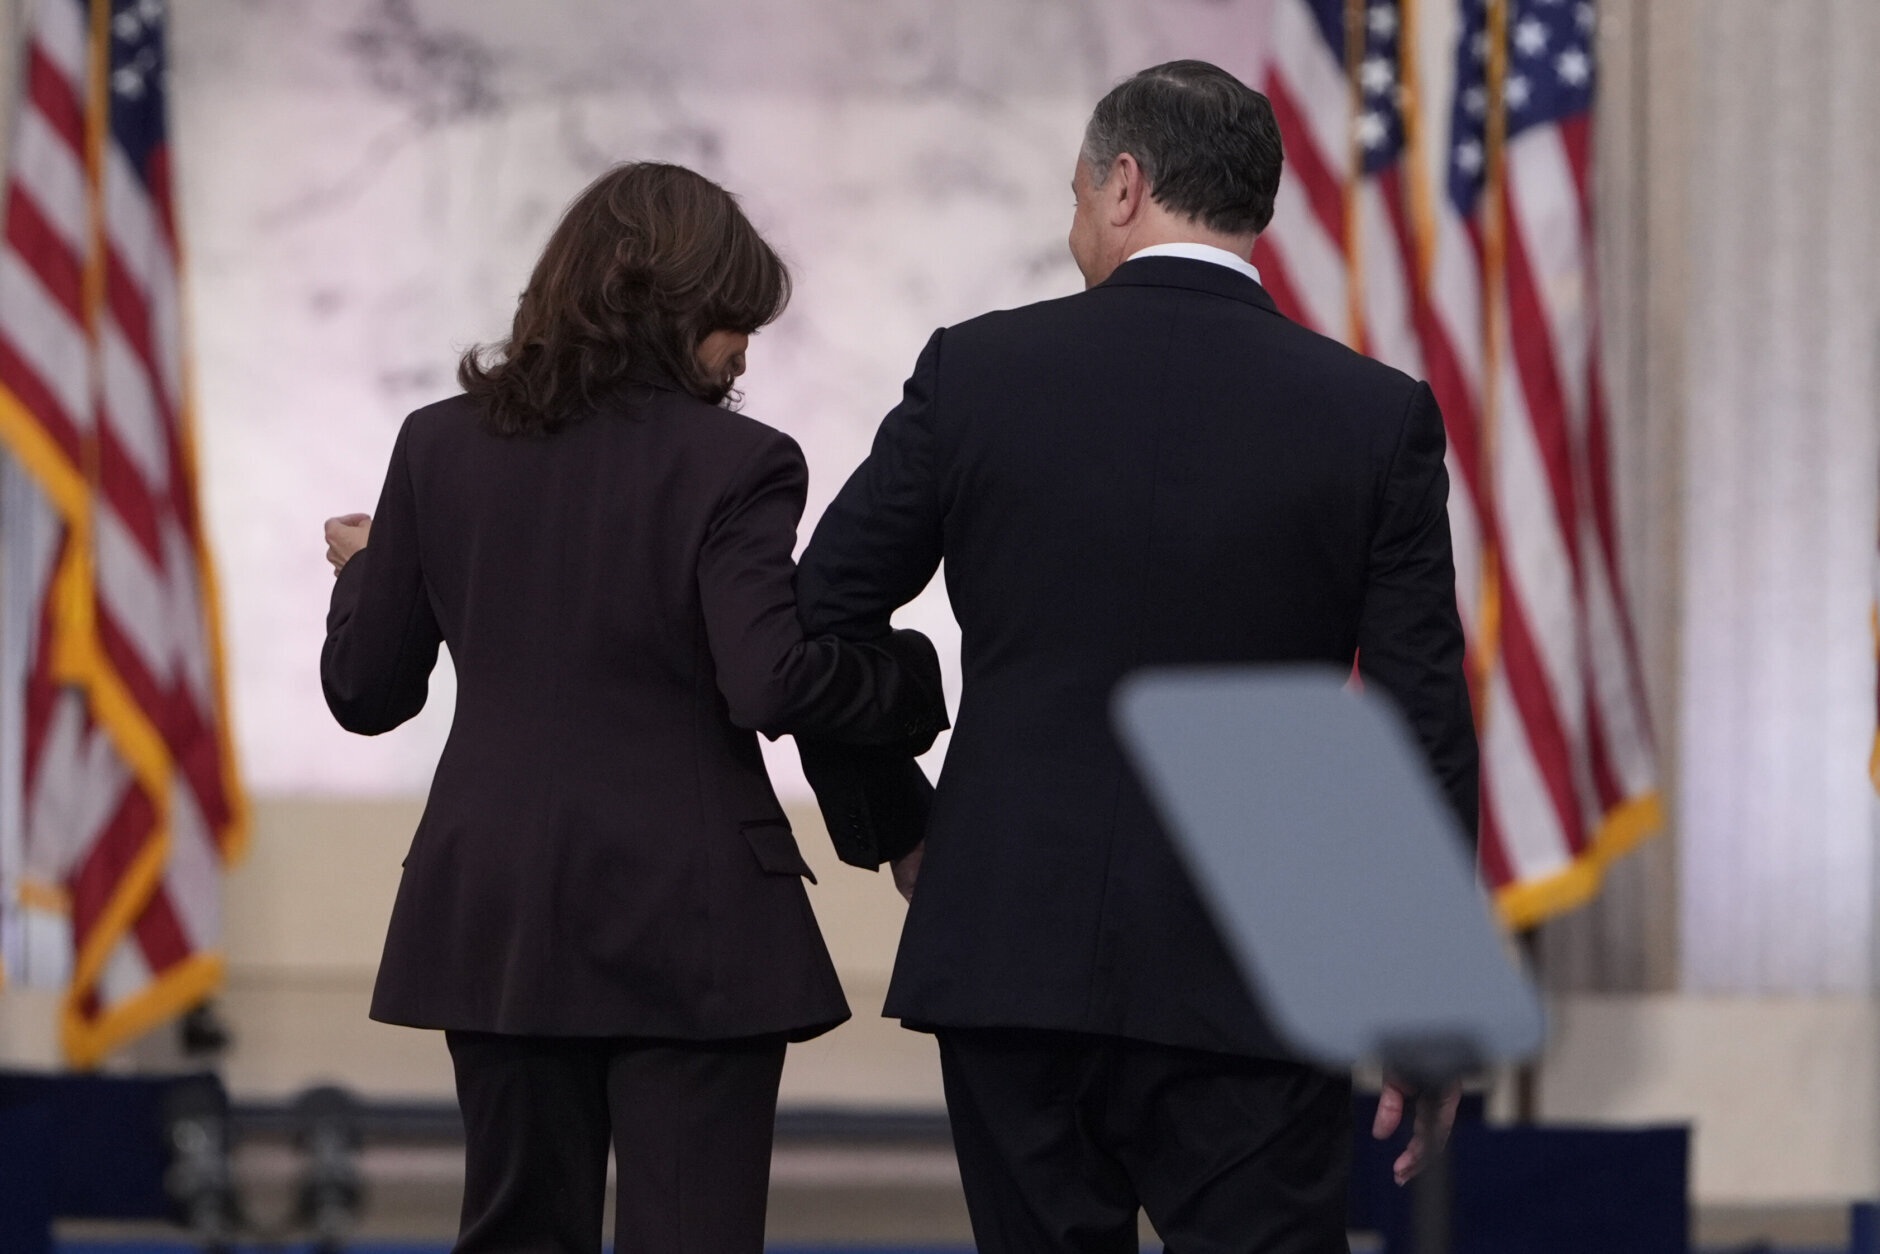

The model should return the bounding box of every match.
[322,380,944,1042]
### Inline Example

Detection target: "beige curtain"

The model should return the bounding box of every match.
[1676,0,1880,993]
[1539,0,1880,994]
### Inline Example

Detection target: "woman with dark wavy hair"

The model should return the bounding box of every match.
[319,163,944,1254]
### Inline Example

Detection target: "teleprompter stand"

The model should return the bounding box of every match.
[1113,669,1546,1254]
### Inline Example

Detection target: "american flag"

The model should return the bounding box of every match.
[0,0,245,1065]
[1257,0,1660,926]
[1255,0,1425,370]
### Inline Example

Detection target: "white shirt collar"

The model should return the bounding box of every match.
[1124,242,1263,287]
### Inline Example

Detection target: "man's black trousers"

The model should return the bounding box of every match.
[937,1027,1352,1254]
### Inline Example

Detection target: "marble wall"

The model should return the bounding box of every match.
[168,0,1271,797]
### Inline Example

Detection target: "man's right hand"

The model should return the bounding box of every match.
[891,842,924,903]
[1372,1080,1460,1184]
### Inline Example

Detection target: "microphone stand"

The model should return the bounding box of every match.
[1413,1090,1454,1254]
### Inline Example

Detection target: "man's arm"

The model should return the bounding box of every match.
[1355,381,1480,847]
[798,329,947,638]
[1356,381,1479,1185]
[796,330,950,869]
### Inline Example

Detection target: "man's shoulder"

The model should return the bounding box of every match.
[1259,311,1424,404]
[930,287,1144,380]
[938,282,1423,408]
[937,289,1088,349]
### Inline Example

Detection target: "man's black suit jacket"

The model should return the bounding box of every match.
[797,256,1479,1060]
[322,381,943,1042]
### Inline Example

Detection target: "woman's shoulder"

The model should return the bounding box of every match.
[398,387,804,484]
[639,390,803,468]
[397,392,483,448]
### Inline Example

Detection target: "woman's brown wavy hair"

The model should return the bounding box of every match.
[459,162,791,435]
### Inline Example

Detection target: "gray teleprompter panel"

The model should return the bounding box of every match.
[1113,667,1545,1071]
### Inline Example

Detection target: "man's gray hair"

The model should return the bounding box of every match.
[1081,60,1284,236]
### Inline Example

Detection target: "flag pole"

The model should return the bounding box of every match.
[1397,0,1437,290]
[1476,0,1510,706]
[1342,0,1368,354]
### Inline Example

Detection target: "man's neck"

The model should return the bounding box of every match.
[1117,216,1258,265]
[1121,241,1264,289]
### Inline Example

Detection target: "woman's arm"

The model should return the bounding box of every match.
[321,416,444,735]
[697,430,945,749]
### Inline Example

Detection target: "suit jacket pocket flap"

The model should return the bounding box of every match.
[740,820,817,883]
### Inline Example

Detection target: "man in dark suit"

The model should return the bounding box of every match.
[796,61,1479,1253]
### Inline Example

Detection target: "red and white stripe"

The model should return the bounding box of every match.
[1255,0,1426,377]
[1256,1,1658,924]
[0,0,240,1062]
[1436,114,1658,920]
